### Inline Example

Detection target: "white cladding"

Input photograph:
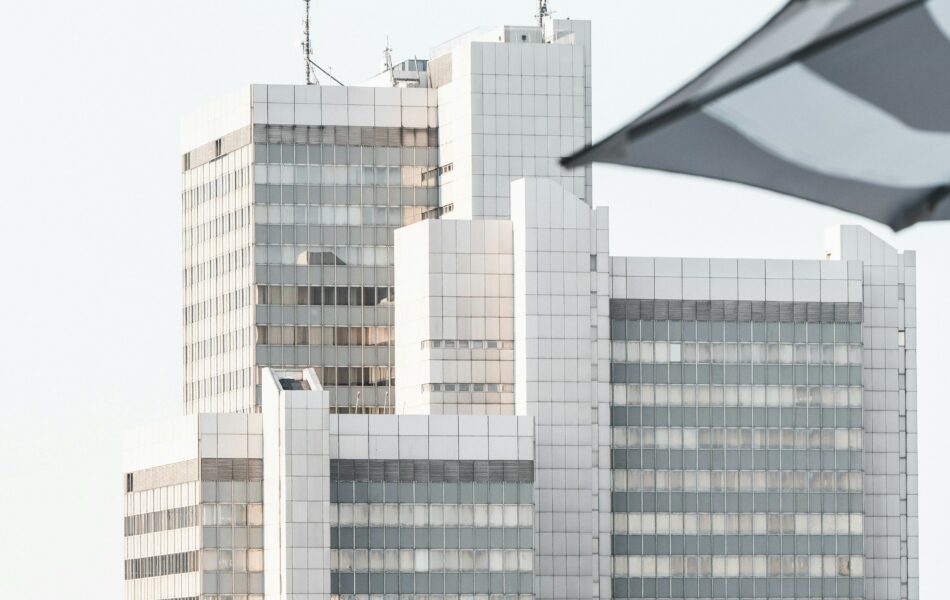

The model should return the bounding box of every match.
[829,226,918,600]
[394,218,516,415]
[433,21,592,220]
[126,14,920,600]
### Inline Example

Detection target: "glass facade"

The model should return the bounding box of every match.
[608,300,864,599]
[251,124,438,413]
[330,459,535,599]
[199,478,265,599]
[183,123,439,414]
[182,128,255,414]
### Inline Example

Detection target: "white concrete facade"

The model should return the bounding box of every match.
[394,218,515,415]
[511,178,611,599]
[432,21,591,221]
[125,13,920,600]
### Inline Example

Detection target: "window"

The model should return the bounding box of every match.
[670,343,682,363]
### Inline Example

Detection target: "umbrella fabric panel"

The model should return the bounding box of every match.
[704,63,950,189]
[624,110,937,228]
[564,0,950,229]
[803,2,950,131]
[634,0,916,126]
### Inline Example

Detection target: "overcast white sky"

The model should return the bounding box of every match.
[0,1,945,597]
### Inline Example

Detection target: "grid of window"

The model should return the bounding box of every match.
[331,459,535,597]
[182,141,253,413]
[200,481,265,597]
[609,304,864,599]
[252,124,439,413]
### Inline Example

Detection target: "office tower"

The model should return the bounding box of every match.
[179,19,591,415]
[126,15,918,600]
[606,224,917,600]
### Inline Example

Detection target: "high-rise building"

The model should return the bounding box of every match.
[125,16,918,600]
[179,19,591,415]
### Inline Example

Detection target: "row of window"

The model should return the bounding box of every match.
[331,571,533,596]
[124,506,198,537]
[611,553,863,578]
[182,166,250,210]
[184,287,252,325]
[421,340,514,350]
[421,162,455,183]
[201,503,264,527]
[611,491,864,514]
[200,548,264,573]
[332,526,534,550]
[257,285,393,307]
[200,480,263,503]
[253,182,437,207]
[255,244,396,268]
[255,139,437,167]
[422,383,513,393]
[333,504,533,529]
[612,470,862,495]
[184,246,252,286]
[609,320,862,344]
[333,548,533,574]
[200,571,264,595]
[308,366,394,387]
[611,512,862,536]
[184,205,252,246]
[610,406,862,429]
[609,363,863,387]
[258,163,435,188]
[611,534,863,557]
[124,551,197,580]
[612,425,863,451]
[332,482,534,504]
[611,449,862,472]
[256,326,393,347]
[185,327,252,362]
[611,341,861,366]
[257,203,428,227]
[612,381,862,397]
[611,575,862,599]
[201,527,264,549]
[184,367,252,403]
[331,460,534,484]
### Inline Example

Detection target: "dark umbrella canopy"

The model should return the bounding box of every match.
[563,0,950,230]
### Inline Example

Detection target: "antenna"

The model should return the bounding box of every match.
[300,0,345,86]
[383,37,396,87]
[302,0,315,84]
[536,0,550,29]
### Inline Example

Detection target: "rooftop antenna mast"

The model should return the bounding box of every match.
[383,37,396,87]
[536,0,551,29]
[302,0,315,84]
[301,0,345,86]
